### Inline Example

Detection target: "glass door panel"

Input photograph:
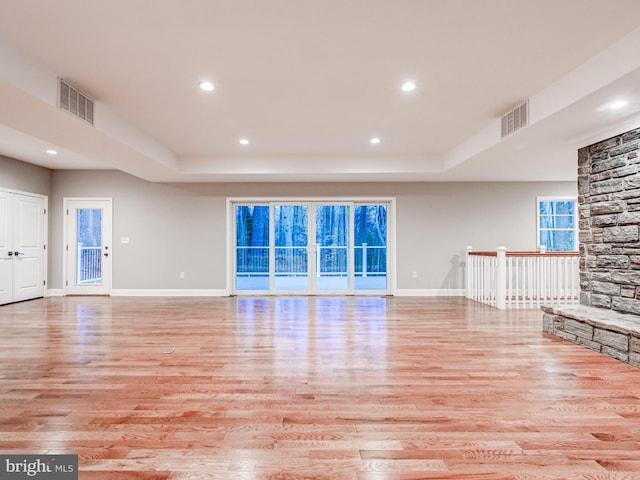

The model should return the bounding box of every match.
[274,205,308,292]
[76,209,103,286]
[65,198,112,295]
[315,205,350,292]
[235,205,269,291]
[354,205,387,291]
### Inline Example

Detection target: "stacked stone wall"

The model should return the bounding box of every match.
[543,305,640,367]
[578,127,640,315]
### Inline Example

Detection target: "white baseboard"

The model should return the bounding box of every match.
[110,289,230,297]
[394,288,465,297]
[46,288,462,298]
[45,289,65,297]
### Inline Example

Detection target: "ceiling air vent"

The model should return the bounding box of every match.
[58,78,94,126]
[501,100,528,138]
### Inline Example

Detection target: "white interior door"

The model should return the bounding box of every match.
[12,194,46,302]
[65,198,112,295]
[0,191,13,305]
[0,190,46,306]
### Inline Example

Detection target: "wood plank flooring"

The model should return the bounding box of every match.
[1,296,640,479]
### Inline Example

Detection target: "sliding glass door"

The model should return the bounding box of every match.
[235,205,269,291]
[354,205,387,291]
[315,205,350,292]
[274,204,309,292]
[234,200,389,294]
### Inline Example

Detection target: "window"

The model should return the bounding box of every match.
[537,197,578,252]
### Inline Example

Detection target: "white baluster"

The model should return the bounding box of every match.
[496,246,507,310]
[506,255,512,308]
[362,243,368,278]
[465,246,473,299]
[76,242,83,283]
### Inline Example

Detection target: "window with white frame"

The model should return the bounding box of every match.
[537,197,578,252]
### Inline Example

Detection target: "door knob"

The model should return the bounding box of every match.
[7,251,13,256]
[104,252,109,257]
[14,251,22,256]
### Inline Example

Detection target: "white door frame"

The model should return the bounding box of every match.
[227,197,396,295]
[0,188,48,304]
[63,197,113,295]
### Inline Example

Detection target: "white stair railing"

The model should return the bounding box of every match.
[466,246,579,309]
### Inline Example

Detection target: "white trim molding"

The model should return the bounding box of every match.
[46,289,462,298]
[45,289,65,297]
[110,289,230,297]
[395,289,465,297]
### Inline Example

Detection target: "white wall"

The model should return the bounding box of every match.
[50,170,221,291]
[0,155,51,196]
[50,169,577,293]
[0,156,52,281]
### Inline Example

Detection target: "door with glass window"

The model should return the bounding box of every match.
[274,204,310,292]
[354,204,388,291]
[235,202,353,294]
[235,205,270,291]
[65,198,112,295]
[314,204,351,292]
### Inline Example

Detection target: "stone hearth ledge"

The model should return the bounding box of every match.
[542,304,640,367]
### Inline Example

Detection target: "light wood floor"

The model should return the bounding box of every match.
[1,296,640,479]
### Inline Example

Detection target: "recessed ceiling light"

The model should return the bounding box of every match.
[199,81,215,92]
[370,137,381,144]
[401,81,416,92]
[239,138,249,145]
[45,149,57,155]
[610,100,628,109]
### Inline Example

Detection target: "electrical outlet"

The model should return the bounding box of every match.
[179,272,185,279]
[412,271,418,278]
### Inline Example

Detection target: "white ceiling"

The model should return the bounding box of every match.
[1,0,640,182]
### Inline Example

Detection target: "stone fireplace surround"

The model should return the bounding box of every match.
[543,127,640,368]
